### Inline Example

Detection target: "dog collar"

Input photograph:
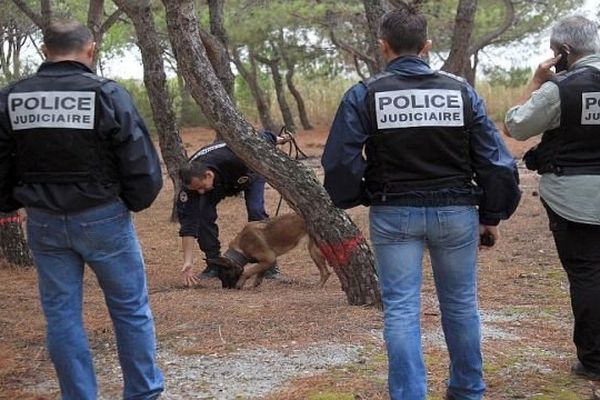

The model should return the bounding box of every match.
[223,249,252,267]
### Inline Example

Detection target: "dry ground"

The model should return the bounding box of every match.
[1,125,599,399]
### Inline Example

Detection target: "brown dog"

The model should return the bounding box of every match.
[210,213,331,289]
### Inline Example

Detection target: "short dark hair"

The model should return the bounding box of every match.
[43,20,93,55]
[378,5,427,54]
[179,161,210,185]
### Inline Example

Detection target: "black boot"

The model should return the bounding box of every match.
[263,265,287,281]
[197,260,220,279]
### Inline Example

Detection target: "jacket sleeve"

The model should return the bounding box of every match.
[100,82,163,212]
[468,86,521,225]
[260,130,278,145]
[0,88,23,213]
[321,84,370,209]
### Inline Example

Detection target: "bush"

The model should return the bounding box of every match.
[482,65,531,88]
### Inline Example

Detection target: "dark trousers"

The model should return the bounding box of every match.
[544,202,600,372]
[197,177,268,259]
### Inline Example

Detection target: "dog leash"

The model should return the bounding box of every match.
[275,126,308,216]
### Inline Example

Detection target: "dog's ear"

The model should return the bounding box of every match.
[219,268,240,289]
[207,256,243,289]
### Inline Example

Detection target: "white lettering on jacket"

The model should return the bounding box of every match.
[8,91,96,130]
[581,92,600,125]
[375,89,464,129]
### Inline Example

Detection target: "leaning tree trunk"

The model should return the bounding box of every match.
[0,212,32,267]
[207,0,234,99]
[162,0,380,307]
[255,54,297,133]
[232,47,278,132]
[113,0,188,221]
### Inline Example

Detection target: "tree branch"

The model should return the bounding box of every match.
[469,0,515,54]
[100,8,125,35]
[11,0,45,29]
[328,29,376,68]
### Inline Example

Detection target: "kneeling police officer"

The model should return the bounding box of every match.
[177,131,290,285]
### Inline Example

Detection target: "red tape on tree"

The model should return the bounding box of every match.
[0,216,21,225]
[318,234,365,267]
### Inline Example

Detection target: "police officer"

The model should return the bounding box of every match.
[178,132,290,286]
[0,21,163,399]
[505,16,600,381]
[321,6,521,400]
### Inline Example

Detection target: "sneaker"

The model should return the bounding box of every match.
[571,361,600,380]
[197,266,219,280]
[263,265,287,281]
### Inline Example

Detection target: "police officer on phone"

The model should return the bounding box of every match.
[177,131,290,286]
[504,16,600,381]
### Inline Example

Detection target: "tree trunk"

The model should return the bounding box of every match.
[361,0,386,73]
[441,0,478,81]
[232,47,279,132]
[162,0,381,307]
[0,212,32,267]
[87,0,123,70]
[198,28,235,100]
[113,0,188,222]
[282,50,313,130]
[255,54,296,133]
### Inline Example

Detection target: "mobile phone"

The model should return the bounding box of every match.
[555,48,569,73]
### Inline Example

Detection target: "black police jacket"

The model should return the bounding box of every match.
[188,141,259,197]
[364,70,475,199]
[537,67,600,175]
[0,61,163,212]
[176,132,276,237]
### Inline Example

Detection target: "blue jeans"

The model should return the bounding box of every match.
[26,201,163,400]
[370,205,484,400]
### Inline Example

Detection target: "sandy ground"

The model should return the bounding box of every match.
[1,125,599,399]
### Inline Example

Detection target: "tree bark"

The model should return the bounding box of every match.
[254,53,296,133]
[162,0,381,307]
[441,0,478,82]
[361,0,386,73]
[0,212,32,267]
[113,0,188,221]
[88,0,124,69]
[198,27,235,100]
[206,0,233,99]
[231,47,278,132]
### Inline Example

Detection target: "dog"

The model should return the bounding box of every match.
[209,213,331,289]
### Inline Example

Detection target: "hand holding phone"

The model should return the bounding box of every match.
[554,45,570,73]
